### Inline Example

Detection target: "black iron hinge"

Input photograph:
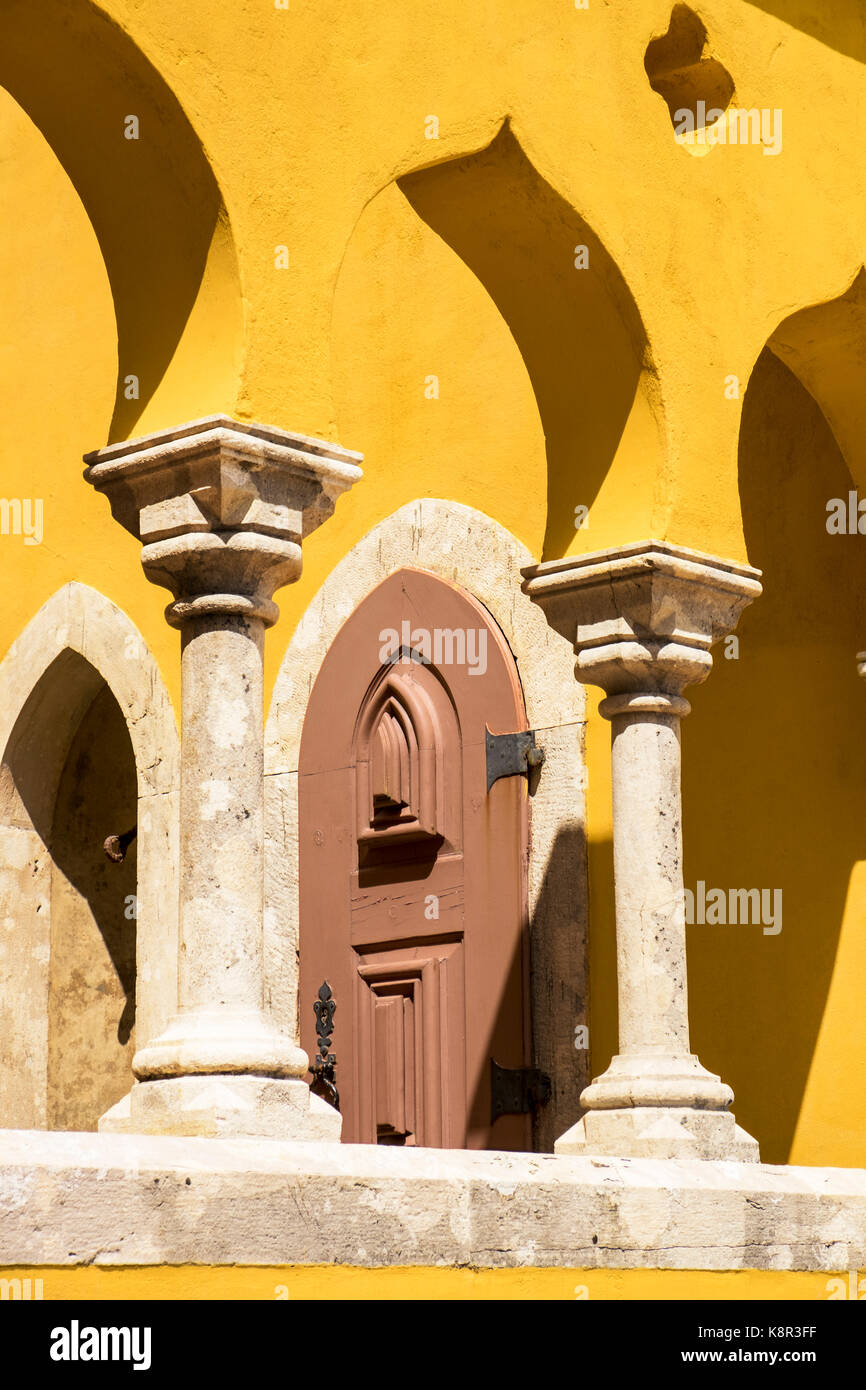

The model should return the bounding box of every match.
[485,728,545,792]
[490,1059,552,1124]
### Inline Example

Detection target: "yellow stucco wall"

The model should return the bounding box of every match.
[1,1265,863,1301]
[2,0,866,1290]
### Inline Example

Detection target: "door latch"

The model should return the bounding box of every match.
[310,980,340,1111]
[485,728,545,792]
[490,1058,552,1123]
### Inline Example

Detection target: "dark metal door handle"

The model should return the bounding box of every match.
[310,980,340,1111]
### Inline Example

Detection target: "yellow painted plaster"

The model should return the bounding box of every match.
[1,1265,863,1302]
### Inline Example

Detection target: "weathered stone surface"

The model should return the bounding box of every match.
[106,1077,341,1141]
[522,540,762,698]
[1,1131,865,1271]
[83,416,364,626]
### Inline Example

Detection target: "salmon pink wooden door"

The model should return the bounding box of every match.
[298,567,531,1149]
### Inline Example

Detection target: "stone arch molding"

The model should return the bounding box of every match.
[264,499,589,1149]
[0,582,179,1125]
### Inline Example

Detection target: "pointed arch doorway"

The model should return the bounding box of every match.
[298,567,532,1149]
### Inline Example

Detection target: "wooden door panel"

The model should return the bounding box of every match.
[299,567,529,1150]
[356,942,464,1148]
[350,853,464,947]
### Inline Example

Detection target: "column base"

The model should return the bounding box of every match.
[555,1107,760,1162]
[132,1009,310,1080]
[579,1052,737,1111]
[99,1076,342,1142]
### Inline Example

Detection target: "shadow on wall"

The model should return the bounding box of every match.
[769,268,866,493]
[463,820,590,1154]
[527,822,591,1152]
[743,1,866,64]
[399,123,649,559]
[0,0,239,440]
[683,349,866,1165]
[0,652,137,1132]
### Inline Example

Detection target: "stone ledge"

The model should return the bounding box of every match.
[1,1131,865,1271]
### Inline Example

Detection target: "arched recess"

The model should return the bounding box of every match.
[0,0,242,439]
[396,122,662,558]
[767,267,866,494]
[265,499,587,1151]
[0,584,179,1131]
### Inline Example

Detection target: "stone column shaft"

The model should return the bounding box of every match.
[609,697,690,1058]
[177,616,265,1015]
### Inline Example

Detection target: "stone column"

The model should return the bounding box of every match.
[85,417,361,1139]
[523,541,761,1161]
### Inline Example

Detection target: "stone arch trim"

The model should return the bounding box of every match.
[265,499,589,1149]
[0,582,180,1080]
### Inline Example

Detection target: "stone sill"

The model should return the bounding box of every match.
[1,1131,865,1271]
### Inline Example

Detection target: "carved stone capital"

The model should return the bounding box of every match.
[85,416,362,626]
[522,541,761,705]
